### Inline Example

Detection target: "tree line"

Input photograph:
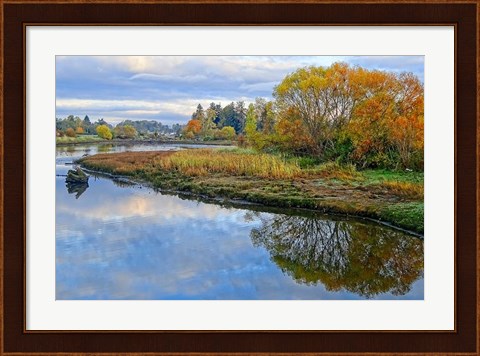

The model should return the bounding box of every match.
[184,63,424,170]
[56,116,184,140]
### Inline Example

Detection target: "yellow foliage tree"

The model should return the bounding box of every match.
[96,124,112,140]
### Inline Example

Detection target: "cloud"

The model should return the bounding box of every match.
[56,55,424,125]
[128,73,209,83]
[239,81,279,93]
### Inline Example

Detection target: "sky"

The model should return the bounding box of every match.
[56,55,424,126]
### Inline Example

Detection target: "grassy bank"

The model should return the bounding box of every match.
[56,135,105,144]
[79,149,424,234]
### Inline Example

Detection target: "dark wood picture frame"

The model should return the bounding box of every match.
[1,1,478,354]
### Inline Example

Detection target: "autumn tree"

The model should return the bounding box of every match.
[114,124,137,139]
[96,124,113,140]
[274,63,424,169]
[273,108,314,155]
[389,73,424,169]
[65,127,76,138]
[345,69,401,168]
[183,119,202,138]
[346,70,424,169]
[274,63,360,156]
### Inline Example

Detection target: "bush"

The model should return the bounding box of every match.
[65,128,76,137]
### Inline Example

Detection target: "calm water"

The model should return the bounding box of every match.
[56,143,424,300]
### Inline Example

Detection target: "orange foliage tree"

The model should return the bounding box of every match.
[182,119,202,138]
[273,63,424,170]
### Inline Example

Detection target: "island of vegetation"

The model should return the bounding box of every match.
[72,63,424,234]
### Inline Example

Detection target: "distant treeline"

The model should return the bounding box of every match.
[56,115,184,139]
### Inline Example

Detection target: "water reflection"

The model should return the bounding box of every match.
[66,181,89,199]
[97,144,114,152]
[250,214,423,298]
[56,143,423,300]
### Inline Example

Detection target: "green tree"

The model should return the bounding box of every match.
[235,101,247,134]
[219,126,236,140]
[201,108,217,138]
[191,104,205,121]
[245,103,258,146]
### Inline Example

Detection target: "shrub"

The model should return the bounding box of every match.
[65,128,76,137]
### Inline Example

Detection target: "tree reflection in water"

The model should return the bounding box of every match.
[250,213,423,298]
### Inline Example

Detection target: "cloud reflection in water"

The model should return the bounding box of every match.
[56,169,423,300]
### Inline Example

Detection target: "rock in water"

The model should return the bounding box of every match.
[66,167,89,184]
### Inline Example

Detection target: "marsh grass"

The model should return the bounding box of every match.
[79,151,170,175]
[374,181,424,200]
[311,162,361,180]
[156,149,302,179]
[80,149,301,179]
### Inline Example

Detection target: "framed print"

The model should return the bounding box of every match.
[1,1,478,354]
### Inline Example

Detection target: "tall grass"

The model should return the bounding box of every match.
[156,149,302,179]
[312,161,361,180]
[375,181,424,200]
[80,151,168,175]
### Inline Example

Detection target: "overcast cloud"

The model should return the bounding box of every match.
[56,55,424,125]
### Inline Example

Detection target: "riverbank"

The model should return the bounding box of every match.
[56,136,234,146]
[78,149,424,234]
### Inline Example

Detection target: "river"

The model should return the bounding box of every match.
[56,143,424,300]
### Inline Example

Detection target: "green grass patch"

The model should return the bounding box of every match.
[379,202,424,233]
[362,169,424,184]
[56,135,104,144]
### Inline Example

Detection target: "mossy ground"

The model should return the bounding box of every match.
[79,149,424,234]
